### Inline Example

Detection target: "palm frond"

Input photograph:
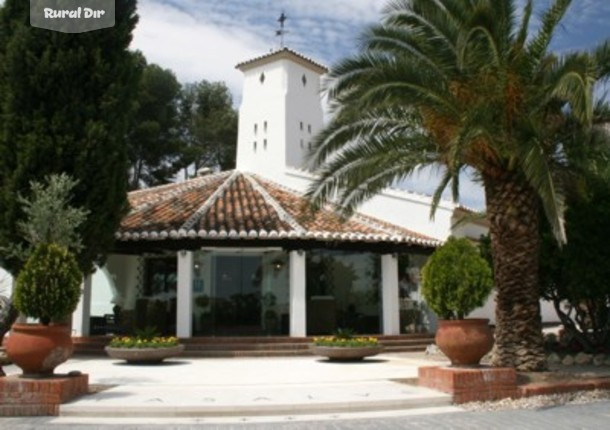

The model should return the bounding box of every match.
[527,0,572,72]
[517,130,567,244]
[515,0,533,51]
[594,40,610,81]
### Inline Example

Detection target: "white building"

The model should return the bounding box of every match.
[0,47,551,339]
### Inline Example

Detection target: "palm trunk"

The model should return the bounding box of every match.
[484,175,546,371]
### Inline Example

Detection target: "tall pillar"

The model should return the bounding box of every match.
[289,250,307,337]
[381,254,400,335]
[177,250,193,338]
[72,274,92,336]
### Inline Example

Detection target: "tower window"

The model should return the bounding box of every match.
[308,142,312,150]
[300,139,304,148]
[264,121,268,132]
[302,74,307,86]
[259,72,265,84]
[254,123,258,135]
[299,121,303,131]
[253,141,257,151]
[308,124,312,134]
[263,139,268,150]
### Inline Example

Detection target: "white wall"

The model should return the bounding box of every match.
[236,60,288,179]
[469,290,559,324]
[236,57,324,182]
[104,254,141,311]
[90,267,117,317]
[0,268,12,297]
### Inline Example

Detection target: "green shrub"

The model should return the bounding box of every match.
[14,243,82,325]
[421,237,493,319]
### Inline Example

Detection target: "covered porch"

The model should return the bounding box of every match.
[71,171,441,339]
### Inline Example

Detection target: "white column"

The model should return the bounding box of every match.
[289,250,307,337]
[72,274,92,336]
[381,254,400,335]
[177,251,194,338]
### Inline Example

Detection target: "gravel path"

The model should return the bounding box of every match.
[463,389,610,411]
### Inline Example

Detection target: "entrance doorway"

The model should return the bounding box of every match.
[192,250,290,337]
[211,255,263,336]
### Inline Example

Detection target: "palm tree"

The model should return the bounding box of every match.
[307,0,610,370]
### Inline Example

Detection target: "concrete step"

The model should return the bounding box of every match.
[73,335,435,357]
[59,381,452,418]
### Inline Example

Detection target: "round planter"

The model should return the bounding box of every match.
[435,318,494,366]
[5,323,73,375]
[310,345,383,361]
[105,344,185,364]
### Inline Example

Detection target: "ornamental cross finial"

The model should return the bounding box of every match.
[276,11,288,49]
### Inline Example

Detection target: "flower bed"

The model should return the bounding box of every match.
[105,330,183,363]
[108,335,179,349]
[311,331,382,361]
[313,335,379,348]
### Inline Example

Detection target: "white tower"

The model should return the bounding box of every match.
[235,48,328,182]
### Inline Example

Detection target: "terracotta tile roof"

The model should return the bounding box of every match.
[235,47,328,75]
[116,171,441,247]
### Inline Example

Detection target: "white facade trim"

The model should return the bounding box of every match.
[289,250,307,337]
[381,254,400,335]
[177,251,194,338]
[72,274,92,336]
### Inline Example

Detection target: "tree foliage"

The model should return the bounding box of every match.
[540,118,610,352]
[14,243,82,325]
[179,80,238,174]
[421,237,493,320]
[127,60,183,189]
[14,174,88,255]
[0,0,141,274]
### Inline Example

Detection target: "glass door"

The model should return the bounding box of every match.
[211,254,263,336]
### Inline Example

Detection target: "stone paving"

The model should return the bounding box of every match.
[2,353,454,419]
[3,400,610,429]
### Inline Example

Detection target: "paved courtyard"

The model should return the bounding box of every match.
[3,352,610,428]
[4,400,610,429]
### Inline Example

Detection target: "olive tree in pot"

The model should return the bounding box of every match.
[421,237,494,366]
[2,174,88,376]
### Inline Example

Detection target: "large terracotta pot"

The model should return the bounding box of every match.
[435,318,493,367]
[5,323,73,375]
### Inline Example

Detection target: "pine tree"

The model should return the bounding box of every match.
[0,0,142,274]
[127,60,183,189]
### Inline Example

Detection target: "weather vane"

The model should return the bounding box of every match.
[276,11,288,49]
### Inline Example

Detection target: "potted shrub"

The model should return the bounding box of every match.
[3,174,88,376]
[421,237,494,366]
[311,328,383,361]
[105,326,184,364]
[5,243,82,375]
